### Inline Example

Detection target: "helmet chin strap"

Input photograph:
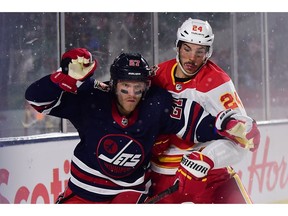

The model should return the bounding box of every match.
[176,51,207,77]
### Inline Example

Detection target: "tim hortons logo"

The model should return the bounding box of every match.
[238,136,288,194]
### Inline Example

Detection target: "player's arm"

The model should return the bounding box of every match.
[215,109,260,152]
[25,48,107,116]
[170,98,260,152]
[25,74,66,114]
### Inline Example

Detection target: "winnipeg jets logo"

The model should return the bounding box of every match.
[99,140,140,166]
[97,134,144,178]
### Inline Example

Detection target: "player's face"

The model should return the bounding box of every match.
[177,42,207,77]
[115,80,146,116]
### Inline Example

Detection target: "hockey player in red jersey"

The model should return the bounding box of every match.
[25,48,258,204]
[150,18,260,203]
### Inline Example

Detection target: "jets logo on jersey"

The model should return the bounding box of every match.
[97,134,144,178]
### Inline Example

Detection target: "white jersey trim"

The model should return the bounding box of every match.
[151,162,178,175]
[70,175,151,195]
[72,155,147,187]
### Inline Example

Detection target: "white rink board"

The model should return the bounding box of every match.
[233,123,288,203]
[0,135,78,204]
[0,123,288,204]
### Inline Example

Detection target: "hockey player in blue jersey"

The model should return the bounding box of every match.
[25,48,259,203]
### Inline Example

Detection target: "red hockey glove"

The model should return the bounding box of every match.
[51,48,97,93]
[152,134,171,156]
[176,152,214,195]
[61,48,97,80]
[215,109,260,152]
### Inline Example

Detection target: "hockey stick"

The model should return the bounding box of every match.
[144,181,179,204]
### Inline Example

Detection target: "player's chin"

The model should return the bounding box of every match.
[184,69,198,76]
[124,103,138,113]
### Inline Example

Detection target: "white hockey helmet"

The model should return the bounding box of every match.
[176,18,214,59]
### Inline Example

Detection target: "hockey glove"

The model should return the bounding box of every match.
[215,109,260,152]
[152,134,171,156]
[94,80,110,92]
[51,48,97,93]
[176,152,214,195]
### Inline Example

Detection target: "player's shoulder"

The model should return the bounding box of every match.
[196,60,231,91]
[157,58,176,67]
[78,79,112,100]
[205,60,231,80]
[152,59,176,75]
[145,85,173,105]
[148,85,171,97]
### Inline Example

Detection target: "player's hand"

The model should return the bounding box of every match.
[176,152,214,195]
[61,48,97,80]
[50,48,97,93]
[152,134,170,156]
[94,80,110,92]
[215,109,260,152]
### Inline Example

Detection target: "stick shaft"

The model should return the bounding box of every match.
[144,181,179,204]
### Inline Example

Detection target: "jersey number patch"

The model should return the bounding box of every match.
[220,91,243,109]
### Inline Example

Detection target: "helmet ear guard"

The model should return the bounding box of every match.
[205,46,213,59]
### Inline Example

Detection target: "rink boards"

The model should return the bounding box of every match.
[0,122,288,204]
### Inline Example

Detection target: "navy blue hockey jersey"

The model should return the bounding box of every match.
[25,76,221,202]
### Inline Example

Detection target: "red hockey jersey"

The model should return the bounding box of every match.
[150,59,247,175]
